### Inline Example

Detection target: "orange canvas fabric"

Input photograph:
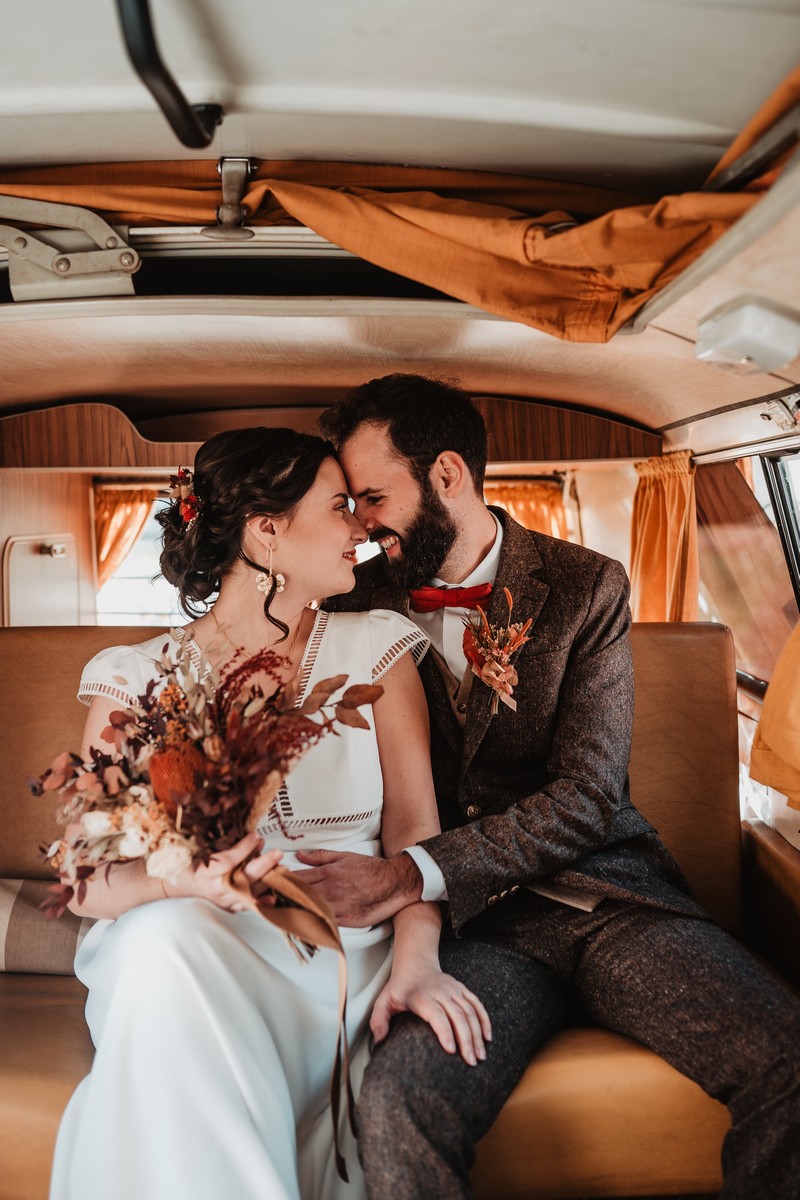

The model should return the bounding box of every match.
[0,69,794,342]
[0,161,647,226]
[707,64,800,181]
[259,179,756,340]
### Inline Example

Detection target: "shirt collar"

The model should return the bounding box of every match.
[429,513,503,590]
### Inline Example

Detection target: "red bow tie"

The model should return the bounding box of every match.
[409,583,493,613]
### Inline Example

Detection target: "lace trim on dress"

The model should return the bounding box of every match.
[257,807,382,835]
[79,680,135,707]
[268,786,293,830]
[296,610,329,702]
[174,628,213,681]
[372,630,428,683]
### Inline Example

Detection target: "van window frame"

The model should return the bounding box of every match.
[760,452,800,611]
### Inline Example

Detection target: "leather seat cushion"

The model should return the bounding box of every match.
[472,1027,729,1199]
[0,975,93,1200]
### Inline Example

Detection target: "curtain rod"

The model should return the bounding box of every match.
[94,481,167,490]
[485,473,565,483]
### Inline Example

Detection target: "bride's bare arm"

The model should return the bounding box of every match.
[366,653,492,1064]
[295,653,434,920]
[65,696,281,919]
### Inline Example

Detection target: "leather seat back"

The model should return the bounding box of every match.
[630,622,741,934]
[0,625,166,879]
[1,622,742,933]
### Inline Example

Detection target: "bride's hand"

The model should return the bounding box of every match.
[370,965,492,1066]
[167,832,283,912]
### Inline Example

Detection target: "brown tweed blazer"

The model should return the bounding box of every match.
[328,510,705,939]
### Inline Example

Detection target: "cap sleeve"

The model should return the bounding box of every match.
[366,609,429,683]
[76,630,186,707]
[77,644,147,708]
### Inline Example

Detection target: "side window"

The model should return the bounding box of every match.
[695,459,799,682]
[96,499,184,626]
[760,453,800,611]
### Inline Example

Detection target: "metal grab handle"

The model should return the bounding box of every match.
[115,0,223,149]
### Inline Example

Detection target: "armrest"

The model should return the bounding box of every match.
[742,818,800,989]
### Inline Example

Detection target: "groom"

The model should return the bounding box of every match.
[300,373,800,1199]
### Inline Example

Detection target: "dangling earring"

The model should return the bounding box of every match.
[255,546,285,594]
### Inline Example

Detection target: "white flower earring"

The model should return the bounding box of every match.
[255,546,285,594]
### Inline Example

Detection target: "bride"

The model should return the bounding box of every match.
[50,427,490,1200]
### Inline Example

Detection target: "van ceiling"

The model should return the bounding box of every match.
[3,0,798,188]
[1,0,799,456]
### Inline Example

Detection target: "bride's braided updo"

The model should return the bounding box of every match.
[157,427,334,629]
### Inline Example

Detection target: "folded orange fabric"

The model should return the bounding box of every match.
[0,67,795,341]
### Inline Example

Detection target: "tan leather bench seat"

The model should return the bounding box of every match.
[2,622,797,1200]
[0,975,92,1200]
[472,1029,728,1199]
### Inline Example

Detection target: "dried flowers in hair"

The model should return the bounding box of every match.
[169,466,202,529]
[462,587,532,715]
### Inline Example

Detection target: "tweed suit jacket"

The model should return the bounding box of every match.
[328,510,706,940]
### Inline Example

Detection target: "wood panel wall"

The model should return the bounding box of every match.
[0,471,96,624]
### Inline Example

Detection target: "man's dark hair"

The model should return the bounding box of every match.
[319,373,488,490]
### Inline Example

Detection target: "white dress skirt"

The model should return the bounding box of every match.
[50,609,429,1200]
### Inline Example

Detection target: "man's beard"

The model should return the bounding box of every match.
[372,480,457,590]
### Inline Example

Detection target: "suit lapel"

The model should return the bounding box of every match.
[460,512,550,777]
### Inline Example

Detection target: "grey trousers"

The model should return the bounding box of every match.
[356,896,800,1200]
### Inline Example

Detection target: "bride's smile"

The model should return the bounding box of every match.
[267,457,367,607]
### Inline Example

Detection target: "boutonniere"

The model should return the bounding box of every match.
[462,587,532,714]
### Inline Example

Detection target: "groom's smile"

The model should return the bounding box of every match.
[370,529,403,559]
[340,424,459,589]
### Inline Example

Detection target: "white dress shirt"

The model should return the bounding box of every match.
[411,515,504,679]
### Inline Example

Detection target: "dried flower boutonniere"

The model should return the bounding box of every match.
[462,587,532,714]
[169,466,202,529]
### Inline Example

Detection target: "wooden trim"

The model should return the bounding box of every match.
[0,403,200,469]
[0,397,661,469]
[475,397,661,462]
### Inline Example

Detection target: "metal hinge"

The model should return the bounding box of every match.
[200,158,255,240]
[760,393,800,432]
[0,195,141,300]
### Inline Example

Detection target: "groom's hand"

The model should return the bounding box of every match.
[294,849,423,926]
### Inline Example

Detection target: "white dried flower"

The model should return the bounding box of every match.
[80,810,115,838]
[146,840,193,883]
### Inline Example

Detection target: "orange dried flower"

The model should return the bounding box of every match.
[149,744,207,816]
[462,587,532,715]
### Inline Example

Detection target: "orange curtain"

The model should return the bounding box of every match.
[484,480,568,539]
[750,621,800,811]
[630,451,698,622]
[736,458,754,490]
[0,68,796,344]
[94,487,158,590]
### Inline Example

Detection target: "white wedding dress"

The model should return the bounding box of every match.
[50,609,428,1200]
